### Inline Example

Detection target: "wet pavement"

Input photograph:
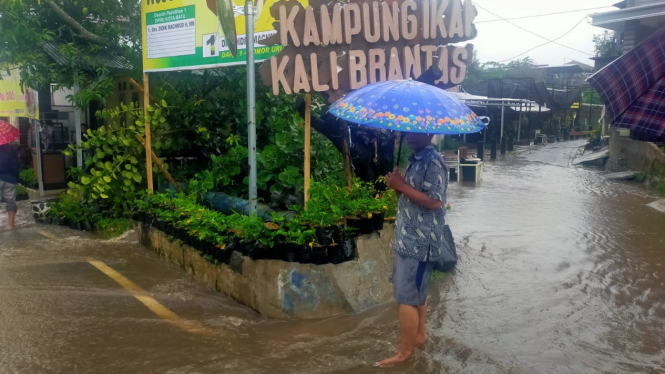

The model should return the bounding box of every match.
[1,139,664,374]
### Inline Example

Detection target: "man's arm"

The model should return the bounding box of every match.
[385,167,443,210]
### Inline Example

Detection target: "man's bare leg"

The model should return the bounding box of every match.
[415,301,428,348]
[7,211,16,229]
[376,304,419,367]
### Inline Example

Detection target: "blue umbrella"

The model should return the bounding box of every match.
[328,79,486,134]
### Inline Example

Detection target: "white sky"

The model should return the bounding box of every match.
[471,0,619,66]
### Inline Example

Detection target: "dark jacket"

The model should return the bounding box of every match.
[0,144,19,185]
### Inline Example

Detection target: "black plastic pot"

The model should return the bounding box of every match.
[69,221,82,231]
[248,243,267,260]
[342,236,357,261]
[211,244,225,263]
[332,224,345,244]
[312,245,328,265]
[58,217,69,226]
[372,212,385,231]
[328,243,345,264]
[44,216,53,225]
[16,194,29,201]
[240,240,257,257]
[144,213,155,227]
[194,238,206,253]
[361,217,374,234]
[296,245,312,264]
[281,243,298,262]
[186,234,195,248]
[173,227,184,242]
[223,238,240,264]
[346,217,362,232]
[82,221,93,232]
[315,226,334,246]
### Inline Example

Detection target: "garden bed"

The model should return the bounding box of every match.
[137,221,396,319]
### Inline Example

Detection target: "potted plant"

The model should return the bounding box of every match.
[311,242,328,265]
[343,227,359,261]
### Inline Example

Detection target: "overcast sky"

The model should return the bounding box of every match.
[472,0,619,66]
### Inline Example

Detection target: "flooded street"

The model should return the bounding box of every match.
[1,140,664,373]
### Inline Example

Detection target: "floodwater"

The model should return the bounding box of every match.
[1,140,664,373]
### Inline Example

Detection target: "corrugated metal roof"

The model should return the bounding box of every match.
[41,42,133,71]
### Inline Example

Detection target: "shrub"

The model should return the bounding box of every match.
[16,185,28,195]
[93,217,132,239]
[19,168,37,185]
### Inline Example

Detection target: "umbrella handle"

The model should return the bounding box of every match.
[396,133,405,167]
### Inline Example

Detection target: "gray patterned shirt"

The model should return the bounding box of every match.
[394,145,448,262]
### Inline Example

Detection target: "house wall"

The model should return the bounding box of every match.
[102,75,142,128]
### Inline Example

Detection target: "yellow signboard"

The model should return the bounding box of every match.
[141,0,305,72]
[0,68,39,119]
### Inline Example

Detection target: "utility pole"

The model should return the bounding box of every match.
[245,0,257,216]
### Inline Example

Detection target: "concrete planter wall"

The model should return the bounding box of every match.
[609,128,665,175]
[137,222,396,319]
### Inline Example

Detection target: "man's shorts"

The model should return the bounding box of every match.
[0,180,17,212]
[392,252,434,306]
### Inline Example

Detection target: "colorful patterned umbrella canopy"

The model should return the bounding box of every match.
[0,119,19,145]
[329,79,486,134]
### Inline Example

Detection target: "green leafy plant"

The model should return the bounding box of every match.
[19,169,37,186]
[63,101,169,217]
[16,185,28,195]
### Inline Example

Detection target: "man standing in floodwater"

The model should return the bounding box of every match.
[378,132,448,367]
[0,142,19,230]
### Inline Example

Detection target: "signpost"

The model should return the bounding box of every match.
[141,0,284,212]
[141,0,285,72]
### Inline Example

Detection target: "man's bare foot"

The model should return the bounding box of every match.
[415,334,428,348]
[7,225,15,230]
[375,351,413,367]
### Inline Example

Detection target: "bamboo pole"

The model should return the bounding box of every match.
[132,79,179,192]
[135,133,182,193]
[143,73,153,193]
[304,93,311,209]
[342,123,353,188]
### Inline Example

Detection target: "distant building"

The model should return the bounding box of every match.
[590,0,665,69]
[537,60,594,86]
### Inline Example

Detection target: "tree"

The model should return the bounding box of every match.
[592,31,617,57]
[0,0,142,107]
[465,52,544,85]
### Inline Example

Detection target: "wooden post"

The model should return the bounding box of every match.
[135,133,182,193]
[304,93,311,209]
[143,72,153,193]
[129,79,179,192]
[342,123,353,188]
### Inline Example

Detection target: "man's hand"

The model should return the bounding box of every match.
[385,167,443,210]
[386,167,407,192]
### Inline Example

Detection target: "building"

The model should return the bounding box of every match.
[537,60,594,86]
[590,0,665,69]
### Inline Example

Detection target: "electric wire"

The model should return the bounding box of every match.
[474,3,594,57]
[475,6,611,23]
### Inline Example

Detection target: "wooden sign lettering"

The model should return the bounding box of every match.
[259,0,478,102]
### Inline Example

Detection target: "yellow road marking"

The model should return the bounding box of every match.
[87,259,210,335]
[36,229,58,240]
